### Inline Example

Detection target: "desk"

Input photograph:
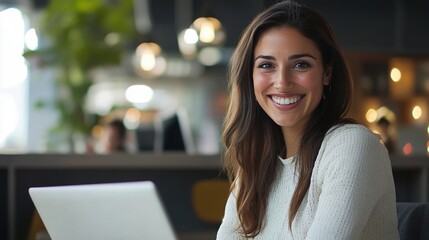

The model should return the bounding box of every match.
[0,153,223,240]
[0,153,428,240]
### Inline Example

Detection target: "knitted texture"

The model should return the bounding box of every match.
[217,124,400,240]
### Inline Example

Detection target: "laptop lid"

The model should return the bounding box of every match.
[29,181,177,240]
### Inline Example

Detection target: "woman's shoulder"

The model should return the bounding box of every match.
[315,123,390,176]
[321,123,385,156]
[325,123,379,142]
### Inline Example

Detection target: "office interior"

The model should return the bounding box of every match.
[0,0,429,239]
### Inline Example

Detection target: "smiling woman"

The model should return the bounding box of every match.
[217,1,400,239]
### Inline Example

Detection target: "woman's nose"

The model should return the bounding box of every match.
[274,70,294,90]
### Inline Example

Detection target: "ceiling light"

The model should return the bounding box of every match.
[134,42,166,77]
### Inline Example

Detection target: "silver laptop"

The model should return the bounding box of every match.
[29,181,177,240]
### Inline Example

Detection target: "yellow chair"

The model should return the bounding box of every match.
[27,210,49,240]
[191,179,230,223]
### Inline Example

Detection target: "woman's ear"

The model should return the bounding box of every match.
[323,65,332,86]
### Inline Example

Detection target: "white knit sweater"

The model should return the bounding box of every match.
[217,124,400,240]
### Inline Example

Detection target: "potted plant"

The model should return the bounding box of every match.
[24,0,138,151]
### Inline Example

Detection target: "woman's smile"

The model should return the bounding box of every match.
[271,95,303,106]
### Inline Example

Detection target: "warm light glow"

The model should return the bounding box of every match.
[390,68,401,82]
[192,17,225,45]
[427,125,429,134]
[412,105,422,120]
[376,106,389,118]
[140,53,155,71]
[192,17,222,30]
[24,28,38,50]
[136,42,162,72]
[374,106,396,127]
[365,108,377,123]
[199,21,215,43]
[91,125,103,138]
[403,143,413,155]
[124,108,141,129]
[125,85,153,104]
[183,28,198,44]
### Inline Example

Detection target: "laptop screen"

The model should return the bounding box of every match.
[29,181,177,240]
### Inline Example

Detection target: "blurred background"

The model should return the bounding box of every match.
[0,0,428,156]
[1,1,429,240]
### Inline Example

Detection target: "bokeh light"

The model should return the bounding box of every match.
[365,108,377,123]
[24,28,38,50]
[125,85,154,104]
[390,67,401,82]
[403,143,413,155]
[412,105,422,120]
[124,108,141,130]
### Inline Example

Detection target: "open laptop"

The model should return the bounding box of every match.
[29,181,177,240]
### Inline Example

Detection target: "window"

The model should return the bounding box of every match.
[0,7,28,151]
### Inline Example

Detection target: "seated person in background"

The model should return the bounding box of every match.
[101,119,127,153]
[377,116,396,153]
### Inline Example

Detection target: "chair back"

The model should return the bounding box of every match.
[397,202,429,240]
[191,179,230,223]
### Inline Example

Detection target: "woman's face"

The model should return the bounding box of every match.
[253,26,330,133]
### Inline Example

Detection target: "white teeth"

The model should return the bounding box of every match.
[272,96,301,105]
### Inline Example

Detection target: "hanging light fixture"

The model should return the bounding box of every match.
[134,42,167,77]
[177,28,199,59]
[133,0,166,77]
[176,0,226,66]
[192,17,225,45]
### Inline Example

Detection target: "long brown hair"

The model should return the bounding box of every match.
[222,0,354,237]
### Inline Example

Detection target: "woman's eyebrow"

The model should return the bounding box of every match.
[254,53,316,62]
[288,53,316,60]
[254,55,275,62]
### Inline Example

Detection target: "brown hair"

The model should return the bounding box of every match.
[222,0,354,237]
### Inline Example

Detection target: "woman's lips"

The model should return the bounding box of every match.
[271,95,303,105]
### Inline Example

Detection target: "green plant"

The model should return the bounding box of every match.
[24,0,138,151]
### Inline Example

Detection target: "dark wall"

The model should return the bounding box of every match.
[0,169,7,240]
[269,0,429,54]
[23,0,429,54]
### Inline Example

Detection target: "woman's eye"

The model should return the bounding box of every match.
[257,63,274,69]
[293,61,310,69]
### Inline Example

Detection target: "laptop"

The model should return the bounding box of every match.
[29,181,177,240]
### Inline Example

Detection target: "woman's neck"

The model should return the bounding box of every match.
[282,127,302,158]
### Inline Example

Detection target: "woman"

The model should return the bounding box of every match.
[217,1,399,239]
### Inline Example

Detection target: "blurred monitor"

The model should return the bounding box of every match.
[154,108,194,154]
[135,127,156,151]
